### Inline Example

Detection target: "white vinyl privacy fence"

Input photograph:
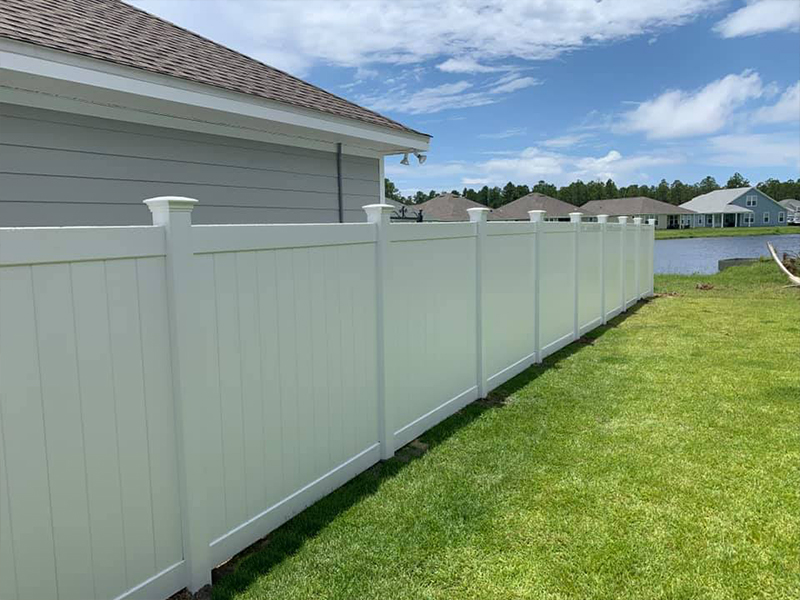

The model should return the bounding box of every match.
[0,199,654,600]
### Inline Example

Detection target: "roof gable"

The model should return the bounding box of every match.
[493,193,588,219]
[680,187,782,213]
[582,196,695,216]
[414,194,489,221]
[0,0,425,137]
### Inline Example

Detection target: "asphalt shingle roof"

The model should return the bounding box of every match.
[492,193,590,220]
[0,0,426,137]
[582,196,695,216]
[413,194,494,222]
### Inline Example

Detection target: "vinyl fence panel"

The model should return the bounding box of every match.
[0,201,654,600]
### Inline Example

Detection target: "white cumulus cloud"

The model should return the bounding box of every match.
[130,0,722,76]
[753,82,800,123]
[620,70,765,138]
[714,0,800,38]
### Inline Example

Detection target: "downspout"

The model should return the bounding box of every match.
[336,143,344,223]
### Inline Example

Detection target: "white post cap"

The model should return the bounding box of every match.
[569,212,583,223]
[363,203,394,224]
[144,196,198,213]
[467,207,490,222]
[618,216,629,224]
[648,218,657,225]
[633,217,643,225]
[528,210,546,223]
[597,214,609,223]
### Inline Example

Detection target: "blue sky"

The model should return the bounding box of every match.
[132,0,800,196]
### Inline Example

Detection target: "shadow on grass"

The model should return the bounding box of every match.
[208,301,651,600]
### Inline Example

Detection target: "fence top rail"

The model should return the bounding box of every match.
[541,222,575,233]
[0,225,165,266]
[486,221,534,237]
[192,222,376,254]
[389,222,476,243]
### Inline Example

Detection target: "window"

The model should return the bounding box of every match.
[763,212,770,224]
[746,195,757,207]
[697,214,705,226]
[707,215,713,225]
[778,212,785,223]
[744,213,754,225]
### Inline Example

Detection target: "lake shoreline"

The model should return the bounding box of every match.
[655,225,797,240]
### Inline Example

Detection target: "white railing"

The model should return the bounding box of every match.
[0,199,654,600]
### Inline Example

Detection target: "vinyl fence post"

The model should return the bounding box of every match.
[364,203,395,460]
[529,210,546,362]
[468,208,490,398]
[597,215,608,324]
[143,196,211,593]
[633,217,642,300]
[570,212,583,339]
[648,218,657,296]
[618,216,628,311]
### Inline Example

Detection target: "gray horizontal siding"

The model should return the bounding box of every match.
[0,103,379,226]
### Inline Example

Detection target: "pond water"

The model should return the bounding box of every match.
[655,233,800,274]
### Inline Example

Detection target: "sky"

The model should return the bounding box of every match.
[130,0,800,196]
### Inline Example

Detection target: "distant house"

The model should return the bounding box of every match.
[493,193,592,221]
[581,196,696,229]
[680,187,787,228]
[414,193,494,221]
[779,199,800,224]
[386,198,421,221]
[0,0,429,226]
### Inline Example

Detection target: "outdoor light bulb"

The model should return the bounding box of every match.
[416,153,427,164]
[400,153,410,165]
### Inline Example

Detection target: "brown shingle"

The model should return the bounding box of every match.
[582,197,695,216]
[0,0,427,137]
[413,194,493,222]
[492,193,590,220]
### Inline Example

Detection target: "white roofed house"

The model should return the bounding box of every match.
[680,187,787,229]
[779,199,800,224]
[0,0,430,226]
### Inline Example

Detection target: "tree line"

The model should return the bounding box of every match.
[385,173,800,210]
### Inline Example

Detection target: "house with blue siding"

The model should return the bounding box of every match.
[680,187,787,228]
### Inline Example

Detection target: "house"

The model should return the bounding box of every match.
[679,187,786,228]
[581,196,696,229]
[0,0,429,226]
[386,198,422,221]
[492,193,592,221]
[413,193,495,221]
[779,199,800,224]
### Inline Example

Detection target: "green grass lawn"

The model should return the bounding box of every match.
[213,262,799,600]
[655,225,797,240]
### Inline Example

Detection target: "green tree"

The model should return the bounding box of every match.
[384,178,403,202]
[604,179,619,199]
[656,179,670,203]
[697,176,720,195]
[502,181,517,205]
[726,172,750,188]
[532,180,558,197]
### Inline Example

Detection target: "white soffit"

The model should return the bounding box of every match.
[0,39,430,158]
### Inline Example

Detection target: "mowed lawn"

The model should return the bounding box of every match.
[213,261,800,600]
[655,225,796,240]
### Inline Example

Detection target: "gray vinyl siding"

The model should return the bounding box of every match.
[0,103,380,226]
[729,188,786,225]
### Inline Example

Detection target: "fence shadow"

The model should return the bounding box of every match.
[209,300,651,600]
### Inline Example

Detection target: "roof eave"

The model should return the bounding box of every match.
[0,38,430,157]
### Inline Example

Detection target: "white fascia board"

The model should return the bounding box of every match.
[0,39,430,156]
